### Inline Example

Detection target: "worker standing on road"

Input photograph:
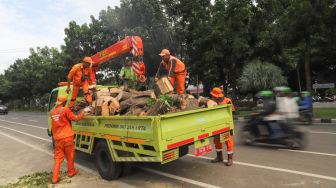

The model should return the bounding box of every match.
[119,57,138,90]
[155,49,186,94]
[210,87,235,166]
[51,96,90,184]
[66,57,94,108]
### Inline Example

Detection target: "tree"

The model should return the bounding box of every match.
[276,0,335,91]
[238,59,287,94]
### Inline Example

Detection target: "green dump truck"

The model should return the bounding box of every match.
[47,85,234,180]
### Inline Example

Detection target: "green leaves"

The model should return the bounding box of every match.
[238,59,287,93]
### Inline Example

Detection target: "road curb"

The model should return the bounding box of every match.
[314,118,336,124]
[233,116,336,124]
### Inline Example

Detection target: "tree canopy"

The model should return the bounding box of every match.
[0,0,335,108]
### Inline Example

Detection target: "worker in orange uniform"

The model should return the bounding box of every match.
[51,96,90,184]
[66,57,94,108]
[155,49,186,94]
[210,87,235,166]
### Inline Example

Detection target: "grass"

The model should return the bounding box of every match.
[0,171,67,188]
[313,108,336,119]
[236,108,336,119]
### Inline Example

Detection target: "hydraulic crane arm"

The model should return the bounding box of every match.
[58,36,145,87]
[90,36,146,83]
[91,36,144,66]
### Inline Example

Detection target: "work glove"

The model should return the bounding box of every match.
[84,106,92,113]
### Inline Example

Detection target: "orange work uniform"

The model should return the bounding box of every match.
[156,56,186,94]
[51,105,84,183]
[213,98,235,154]
[67,63,93,107]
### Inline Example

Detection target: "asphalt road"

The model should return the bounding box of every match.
[0,111,336,188]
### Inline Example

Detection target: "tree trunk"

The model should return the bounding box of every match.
[305,37,312,92]
[119,97,149,113]
[116,91,132,102]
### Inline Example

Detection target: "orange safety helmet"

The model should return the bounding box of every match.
[56,96,68,105]
[83,56,94,64]
[159,49,170,56]
[210,87,224,98]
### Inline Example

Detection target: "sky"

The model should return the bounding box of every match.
[0,0,120,74]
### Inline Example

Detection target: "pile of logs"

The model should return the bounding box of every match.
[75,87,218,117]
[74,78,218,116]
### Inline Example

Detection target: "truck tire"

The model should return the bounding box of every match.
[179,145,189,157]
[121,162,133,177]
[95,141,122,180]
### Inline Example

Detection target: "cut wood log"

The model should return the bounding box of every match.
[182,98,199,110]
[207,100,218,107]
[119,96,149,113]
[103,96,114,102]
[198,96,217,107]
[116,91,132,102]
[154,77,174,97]
[96,91,111,98]
[109,98,120,115]
[101,101,110,116]
[145,100,164,116]
[98,88,110,93]
[125,106,146,116]
[198,96,209,106]
[109,88,122,97]
[129,90,156,99]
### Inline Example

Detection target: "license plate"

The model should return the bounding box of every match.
[195,144,212,156]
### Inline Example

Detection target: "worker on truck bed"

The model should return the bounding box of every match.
[155,49,186,94]
[119,57,138,90]
[66,57,94,108]
[210,87,235,166]
[51,96,90,184]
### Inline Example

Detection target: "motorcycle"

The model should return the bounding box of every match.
[239,115,307,149]
[298,109,313,125]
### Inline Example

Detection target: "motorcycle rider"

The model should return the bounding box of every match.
[264,87,299,138]
[248,91,277,137]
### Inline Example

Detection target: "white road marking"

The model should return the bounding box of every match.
[28,120,38,122]
[310,131,336,135]
[140,167,222,188]
[187,154,336,182]
[0,130,97,175]
[0,124,222,188]
[0,119,46,130]
[0,125,51,142]
[279,149,336,157]
[0,129,136,188]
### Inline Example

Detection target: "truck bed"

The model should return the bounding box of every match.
[71,105,234,164]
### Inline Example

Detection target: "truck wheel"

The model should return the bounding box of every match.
[121,162,133,177]
[179,145,189,157]
[95,141,122,180]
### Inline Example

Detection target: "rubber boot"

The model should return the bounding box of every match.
[225,154,233,166]
[211,151,223,163]
[68,168,79,178]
